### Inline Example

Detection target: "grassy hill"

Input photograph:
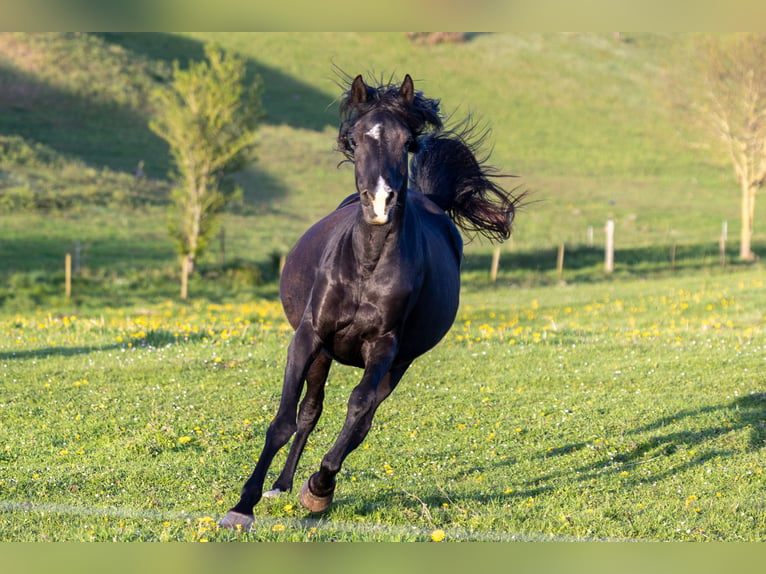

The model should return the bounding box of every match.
[0,32,762,308]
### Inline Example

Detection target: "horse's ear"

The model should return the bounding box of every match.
[399,74,415,105]
[351,75,367,104]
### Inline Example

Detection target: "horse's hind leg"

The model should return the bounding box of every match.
[265,352,331,496]
[299,362,410,513]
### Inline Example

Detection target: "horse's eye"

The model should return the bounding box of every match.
[347,135,357,149]
[407,138,419,153]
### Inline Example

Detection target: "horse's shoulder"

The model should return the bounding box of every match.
[408,193,463,258]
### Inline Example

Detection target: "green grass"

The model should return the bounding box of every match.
[1,269,764,541]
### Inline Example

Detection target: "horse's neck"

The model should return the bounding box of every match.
[352,203,407,272]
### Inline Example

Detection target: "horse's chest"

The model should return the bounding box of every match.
[319,274,414,362]
[339,280,409,334]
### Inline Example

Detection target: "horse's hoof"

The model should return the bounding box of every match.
[299,479,334,513]
[219,510,254,530]
[262,488,285,499]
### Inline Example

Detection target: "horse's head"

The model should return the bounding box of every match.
[346,75,415,225]
[338,74,443,226]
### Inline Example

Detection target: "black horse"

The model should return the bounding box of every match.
[221,73,521,529]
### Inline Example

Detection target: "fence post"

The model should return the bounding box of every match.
[65,253,72,299]
[557,243,565,277]
[181,255,190,300]
[490,245,501,283]
[720,221,727,267]
[604,218,615,273]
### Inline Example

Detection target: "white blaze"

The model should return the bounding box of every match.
[365,123,382,141]
[371,175,392,222]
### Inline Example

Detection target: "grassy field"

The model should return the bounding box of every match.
[1,33,765,542]
[1,268,764,541]
[2,32,764,308]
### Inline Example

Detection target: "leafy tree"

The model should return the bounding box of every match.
[692,33,766,261]
[150,43,263,298]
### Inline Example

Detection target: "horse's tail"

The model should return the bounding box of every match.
[410,120,523,242]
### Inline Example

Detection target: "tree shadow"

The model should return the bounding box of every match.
[511,392,766,496]
[0,58,170,179]
[1,33,337,209]
[350,392,766,513]
[0,344,123,361]
[0,329,211,361]
[98,33,337,132]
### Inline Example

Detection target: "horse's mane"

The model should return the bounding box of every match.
[410,118,523,242]
[333,71,524,243]
[336,72,443,161]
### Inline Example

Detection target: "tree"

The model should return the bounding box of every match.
[150,43,263,299]
[693,34,766,261]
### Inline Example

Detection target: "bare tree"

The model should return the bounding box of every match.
[693,34,766,261]
[150,43,263,299]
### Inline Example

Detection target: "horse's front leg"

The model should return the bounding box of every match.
[300,339,409,513]
[265,351,332,497]
[220,322,320,529]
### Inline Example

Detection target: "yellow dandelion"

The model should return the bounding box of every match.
[430,529,446,542]
[178,436,192,444]
[272,524,285,532]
